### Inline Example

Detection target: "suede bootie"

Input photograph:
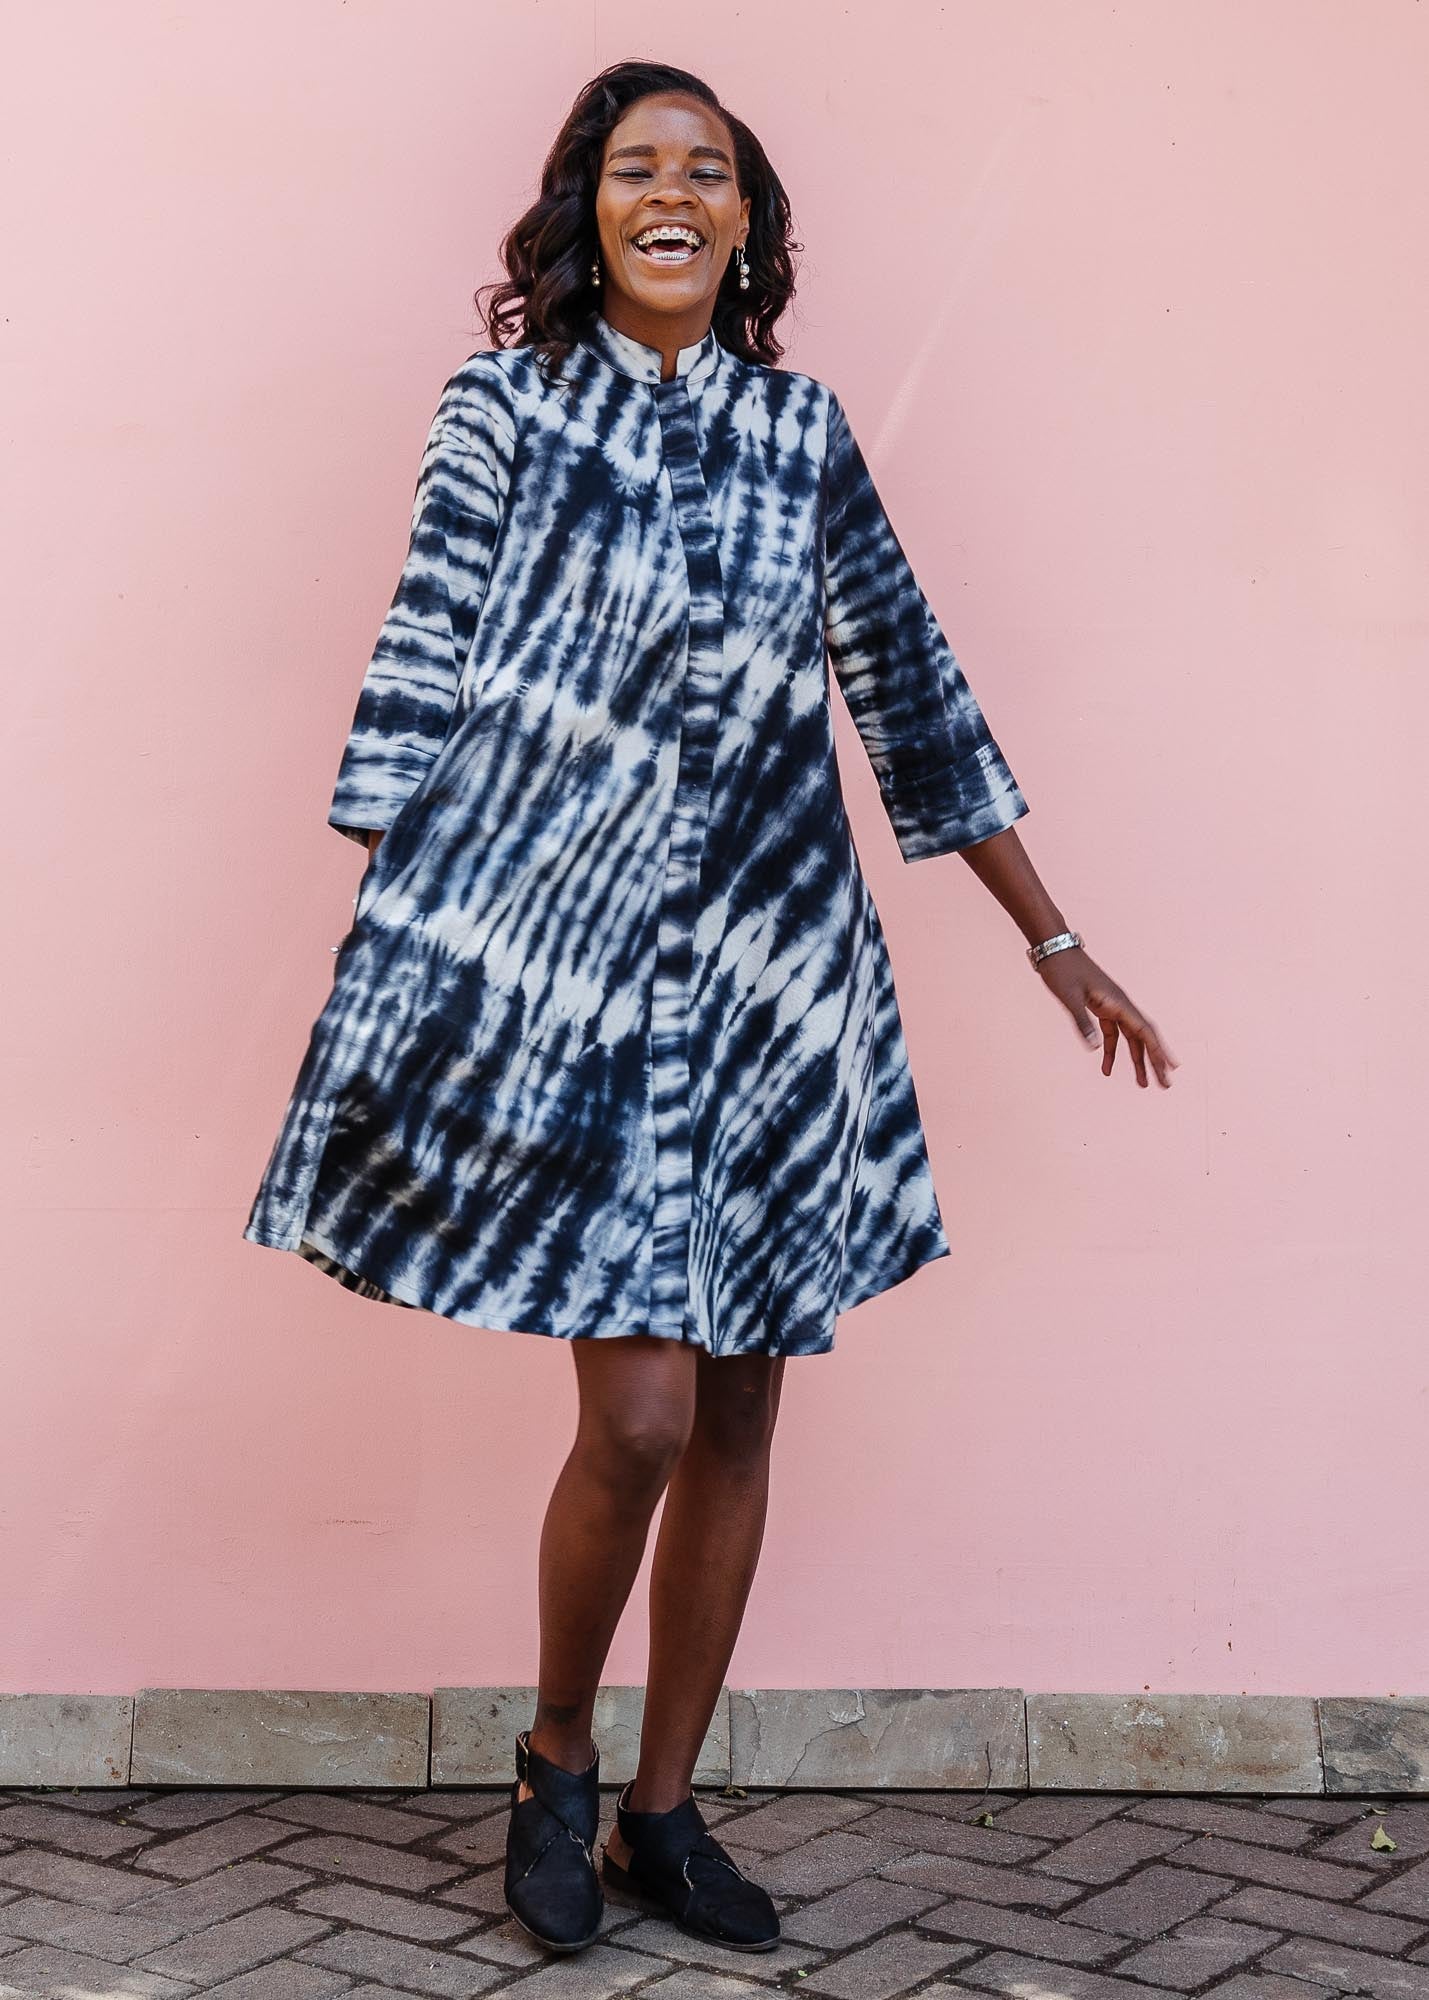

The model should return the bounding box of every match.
[601,1780,780,1950]
[502,1728,603,1951]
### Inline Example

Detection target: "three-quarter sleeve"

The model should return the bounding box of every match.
[326,355,517,846]
[821,388,1029,863]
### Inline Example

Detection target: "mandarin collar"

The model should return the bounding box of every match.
[581,313,722,389]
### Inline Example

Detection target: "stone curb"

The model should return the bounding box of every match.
[1,1688,1425,1793]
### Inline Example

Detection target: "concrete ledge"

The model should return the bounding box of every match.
[730,1687,1027,1789]
[130,1689,430,1788]
[1027,1692,1323,1793]
[0,1693,133,1788]
[1,1688,1422,1791]
[1320,1695,1429,1794]
[432,1684,730,1786]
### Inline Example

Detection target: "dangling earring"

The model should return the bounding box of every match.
[591,254,601,287]
[736,241,750,291]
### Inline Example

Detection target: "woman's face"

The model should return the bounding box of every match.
[593,92,750,336]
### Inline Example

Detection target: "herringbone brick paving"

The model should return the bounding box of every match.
[1,1783,1426,1998]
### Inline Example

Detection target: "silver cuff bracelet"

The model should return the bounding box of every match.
[1027,929,1083,968]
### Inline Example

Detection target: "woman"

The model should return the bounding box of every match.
[244,59,1176,1956]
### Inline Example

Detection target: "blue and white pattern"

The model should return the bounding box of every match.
[242,314,1029,1356]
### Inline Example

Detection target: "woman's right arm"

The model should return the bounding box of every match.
[326,355,518,849]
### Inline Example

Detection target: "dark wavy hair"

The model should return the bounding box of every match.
[475,60,801,383]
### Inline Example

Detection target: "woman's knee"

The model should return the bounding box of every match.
[690,1356,785,1466]
[572,1338,696,1498]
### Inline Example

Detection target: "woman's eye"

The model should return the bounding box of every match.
[610,167,729,182]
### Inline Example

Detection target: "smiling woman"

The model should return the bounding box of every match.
[598,105,748,316]
[242,52,1174,1966]
[480,62,799,377]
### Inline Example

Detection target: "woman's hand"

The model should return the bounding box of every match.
[1035,948,1178,1088]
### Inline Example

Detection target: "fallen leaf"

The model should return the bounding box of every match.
[1371,1824,1397,1851]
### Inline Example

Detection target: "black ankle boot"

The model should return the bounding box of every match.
[601,1780,780,1950]
[503,1728,603,1951]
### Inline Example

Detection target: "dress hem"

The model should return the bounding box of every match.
[240,1217,952,1357]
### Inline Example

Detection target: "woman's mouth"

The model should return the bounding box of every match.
[629,225,707,265]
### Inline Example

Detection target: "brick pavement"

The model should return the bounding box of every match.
[1,1783,1427,1997]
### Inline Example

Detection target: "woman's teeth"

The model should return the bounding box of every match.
[632,235,705,264]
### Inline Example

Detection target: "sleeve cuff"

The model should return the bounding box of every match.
[327,750,441,848]
[881,761,1030,863]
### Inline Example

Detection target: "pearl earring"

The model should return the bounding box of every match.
[736,242,750,291]
[591,255,600,287]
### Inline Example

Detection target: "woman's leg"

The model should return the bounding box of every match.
[519,1334,698,1794]
[607,1349,788,1853]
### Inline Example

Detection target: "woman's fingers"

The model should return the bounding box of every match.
[1047,960,1179,1088]
[1127,1006,1177,1087]
[1129,1028,1150,1088]
[1102,997,1177,1088]
[1080,1009,1102,1048]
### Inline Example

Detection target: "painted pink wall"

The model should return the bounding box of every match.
[4,2,1425,1701]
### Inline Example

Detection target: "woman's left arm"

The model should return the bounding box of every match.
[957,824,1180,1089]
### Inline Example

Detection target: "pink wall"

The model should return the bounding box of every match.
[4,2,1425,1700]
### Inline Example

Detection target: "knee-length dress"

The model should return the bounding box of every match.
[242,313,1029,1356]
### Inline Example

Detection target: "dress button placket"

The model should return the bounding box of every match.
[646,374,726,1344]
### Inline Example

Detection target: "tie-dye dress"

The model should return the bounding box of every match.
[242,313,1029,1356]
